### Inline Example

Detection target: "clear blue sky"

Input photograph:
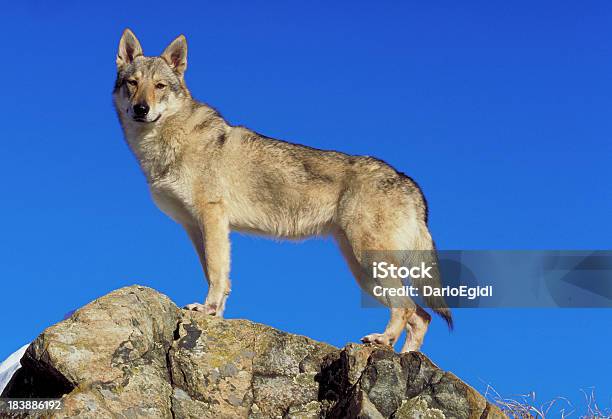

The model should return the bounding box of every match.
[1,0,610,413]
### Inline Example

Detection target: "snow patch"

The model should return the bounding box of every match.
[0,344,29,395]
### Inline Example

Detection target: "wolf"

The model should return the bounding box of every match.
[113,29,452,353]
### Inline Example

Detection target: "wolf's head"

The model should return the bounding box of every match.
[113,29,189,125]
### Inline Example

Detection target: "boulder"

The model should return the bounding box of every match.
[2,286,505,418]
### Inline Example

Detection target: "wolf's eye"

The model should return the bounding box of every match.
[127,79,138,86]
[155,83,166,90]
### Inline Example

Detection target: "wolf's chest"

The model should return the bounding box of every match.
[150,180,195,226]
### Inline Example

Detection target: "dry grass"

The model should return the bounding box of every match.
[483,384,610,418]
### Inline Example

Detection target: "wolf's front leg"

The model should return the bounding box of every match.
[184,202,231,317]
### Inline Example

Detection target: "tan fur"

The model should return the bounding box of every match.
[113,29,452,352]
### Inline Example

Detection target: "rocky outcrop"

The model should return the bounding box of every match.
[2,286,505,418]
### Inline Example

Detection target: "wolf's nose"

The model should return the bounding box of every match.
[133,103,150,117]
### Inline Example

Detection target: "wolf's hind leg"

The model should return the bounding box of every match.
[334,228,413,348]
[361,307,413,346]
[401,305,431,353]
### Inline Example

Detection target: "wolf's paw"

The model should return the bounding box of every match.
[361,333,394,346]
[184,303,219,316]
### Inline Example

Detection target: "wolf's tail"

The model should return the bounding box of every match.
[407,224,454,331]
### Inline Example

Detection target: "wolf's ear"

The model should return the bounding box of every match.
[117,29,143,69]
[161,35,188,76]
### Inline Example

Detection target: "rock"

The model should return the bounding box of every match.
[167,311,336,418]
[318,345,504,418]
[3,286,181,418]
[1,286,506,418]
